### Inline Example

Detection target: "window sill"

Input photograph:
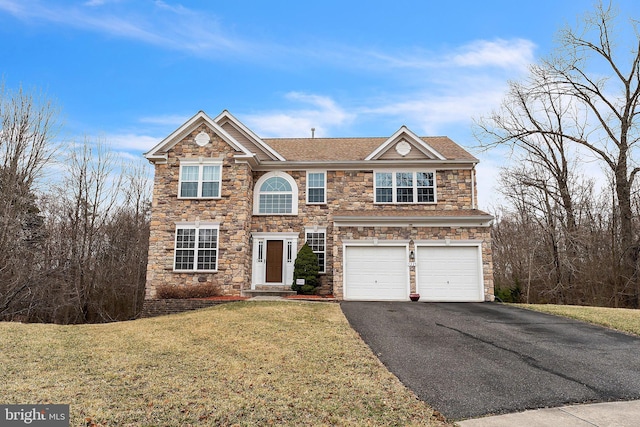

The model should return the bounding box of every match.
[373,202,437,205]
[252,213,299,216]
[177,197,222,200]
[173,270,218,273]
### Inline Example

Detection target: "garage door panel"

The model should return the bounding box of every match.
[345,246,408,301]
[417,246,483,302]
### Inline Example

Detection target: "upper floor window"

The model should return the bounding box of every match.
[374,171,435,204]
[254,172,299,215]
[306,171,326,204]
[174,223,219,272]
[179,161,222,198]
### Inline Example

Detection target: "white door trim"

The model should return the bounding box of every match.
[251,232,299,288]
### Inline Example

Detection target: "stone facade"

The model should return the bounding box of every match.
[145,125,254,299]
[144,110,494,302]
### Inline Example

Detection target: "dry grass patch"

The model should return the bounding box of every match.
[514,304,640,336]
[1,301,449,426]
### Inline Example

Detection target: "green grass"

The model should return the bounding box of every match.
[513,304,640,336]
[1,301,449,426]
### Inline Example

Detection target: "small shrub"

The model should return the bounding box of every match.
[494,280,522,303]
[156,283,222,299]
[291,243,320,295]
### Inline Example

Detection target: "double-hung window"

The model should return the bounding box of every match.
[307,171,326,204]
[179,161,222,198]
[374,171,436,203]
[305,228,326,273]
[174,223,219,272]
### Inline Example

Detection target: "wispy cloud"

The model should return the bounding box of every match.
[95,133,160,153]
[244,92,356,138]
[344,38,536,73]
[0,0,250,56]
[448,39,536,71]
[139,114,191,127]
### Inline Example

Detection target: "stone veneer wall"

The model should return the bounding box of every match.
[145,125,253,299]
[139,299,236,318]
[146,136,487,300]
[331,226,494,301]
[249,168,482,297]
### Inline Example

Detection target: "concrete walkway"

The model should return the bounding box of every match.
[458,400,640,426]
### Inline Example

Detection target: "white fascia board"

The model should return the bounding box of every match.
[214,110,286,161]
[143,110,254,162]
[253,159,477,171]
[365,125,447,161]
[233,154,260,169]
[342,239,411,246]
[334,215,494,228]
[414,239,484,246]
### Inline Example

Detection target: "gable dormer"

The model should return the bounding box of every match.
[365,126,447,161]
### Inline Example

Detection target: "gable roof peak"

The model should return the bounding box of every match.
[364,125,447,161]
[143,109,253,162]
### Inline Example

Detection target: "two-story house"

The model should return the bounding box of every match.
[143,110,494,302]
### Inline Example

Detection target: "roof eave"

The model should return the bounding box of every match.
[252,159,478,171]
[334,215,494,228]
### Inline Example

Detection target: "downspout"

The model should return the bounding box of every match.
[471,165,477,209]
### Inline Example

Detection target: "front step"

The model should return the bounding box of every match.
[242,289,297,298]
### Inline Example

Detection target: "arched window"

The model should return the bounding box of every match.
[254,172,298,215]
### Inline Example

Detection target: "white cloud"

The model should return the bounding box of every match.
[449,39,536,71]
[244,92,355,138]
[98,133,160,153]
[350,38,536,73]
[0,0,250,57]
[139,114,190,127]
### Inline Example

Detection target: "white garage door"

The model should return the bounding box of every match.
[417,246,483,302]
[344,246,408,300]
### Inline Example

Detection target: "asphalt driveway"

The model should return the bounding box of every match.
[340,302,640,420]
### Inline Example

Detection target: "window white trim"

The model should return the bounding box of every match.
[373,169,436,204]
[178,158,223,199]
[253,171,299,215]
[306,170,326,204]
[173,222,220,272]
[305,227,327,274]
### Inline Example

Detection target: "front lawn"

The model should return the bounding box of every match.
[514,303,640,336]
[1,301,448,426]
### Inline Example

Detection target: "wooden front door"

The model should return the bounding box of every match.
[266,240,284,283]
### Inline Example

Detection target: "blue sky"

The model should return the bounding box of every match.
[1,0,638,209]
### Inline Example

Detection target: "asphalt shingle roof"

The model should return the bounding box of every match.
[261,136,477,162]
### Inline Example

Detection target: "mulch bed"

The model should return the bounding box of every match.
[191,295,337,301]
[285,294,336,300]
[192,296,250,301]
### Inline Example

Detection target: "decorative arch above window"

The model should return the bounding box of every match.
[253,172,298,215]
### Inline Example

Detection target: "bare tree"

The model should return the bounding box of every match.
[0,82,59,319]
[477,2,640,306]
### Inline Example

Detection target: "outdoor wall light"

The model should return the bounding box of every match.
[409,250,415,261]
